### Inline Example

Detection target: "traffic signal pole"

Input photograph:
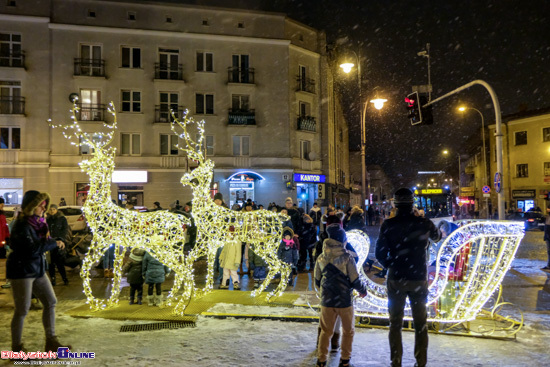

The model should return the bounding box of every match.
[422,80,505,219]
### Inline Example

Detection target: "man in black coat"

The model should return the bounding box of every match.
[543,205,550,272]
[375,188,441,367]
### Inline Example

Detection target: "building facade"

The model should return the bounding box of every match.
[0,0,349,211]
[488,108,550,213]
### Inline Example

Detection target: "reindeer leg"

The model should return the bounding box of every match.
[80,240,108,310]
[106,244,124,307]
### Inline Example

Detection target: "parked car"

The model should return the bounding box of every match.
[3,206,18,224]
[507,210,545,231]
[57,206,88,233]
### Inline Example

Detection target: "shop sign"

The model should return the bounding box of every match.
[512,190,535,199]
[293,173,326,183]
[230,182,253,189]
[460,187,475,194]
[420,189,443,194]
[229,174,254,182]
[544,176,550,184]
[112,170,148,183]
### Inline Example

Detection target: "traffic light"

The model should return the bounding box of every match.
[405,92,433,126]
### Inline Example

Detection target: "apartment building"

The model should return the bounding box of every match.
[0,0,350,210]
[487,108,550,213]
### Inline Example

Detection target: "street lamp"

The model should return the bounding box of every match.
[339,51,386,210]
[459,106,488,218]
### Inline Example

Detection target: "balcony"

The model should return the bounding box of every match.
[296,76,315,94]
[0,96,25,114]
[0,51,25,68]
[228,109,256,125]
[75,103,105,121]
[154,63,183,80]
[154,105,185,123]
[227,67,255,84]
[74,58,105,77]
[297,115,316,132]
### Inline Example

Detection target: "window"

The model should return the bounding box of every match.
[231,54,250,83]
[79,89,102,121]
[237,22,244,28]
[87,9,96,18]
[166,16,172,23]
[158,92,178,122]
[121,133,140,155]
[515,131,527,145]
[545,162,550,177]
[232,135,249,156]
[79,44,102,76]
[0,80,23,114]
[299,101,310,116]
[231,94,249,111]
[196,51,213,72]
[197,134,214,156]
[196,93,214,114]
[127,11,136,21]
[516,164,528,178]
[160,134,178,155]
[7,1,17,7]
[158,48,180,79]
[543,127,550,142]
[202,19,209,26]
[121,47,141,68]
[300,140,311,160]
[0,127,20,149]
[0,32,22,67]
[79,134,102,155]
[121,90,141,112]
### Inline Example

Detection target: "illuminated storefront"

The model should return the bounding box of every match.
[293,173,325,211]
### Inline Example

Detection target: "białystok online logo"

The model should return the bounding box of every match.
[1,347,95,361]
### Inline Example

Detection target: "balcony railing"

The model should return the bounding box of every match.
[0,51,25,68]
[74,58,105,77]
[155,63,184,80]
[0,96,25,114]
[76,103,105,121]
[227,67,255,84]
[228,109,256,125]
[154,105,185,123]
[296,76,315,94]
[297,115,316,132]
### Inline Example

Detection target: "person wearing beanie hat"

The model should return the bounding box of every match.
[315,221,367,367]
[46,204,70,286]
[122,248,146,305]
[375,187,441,367]
[6,190,71,353]
[277,226,299,286]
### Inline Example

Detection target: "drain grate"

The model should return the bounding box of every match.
[120,321,196,333]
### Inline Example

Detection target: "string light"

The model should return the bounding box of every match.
[347,221,524,322]
[50,103,192,311]
[171,111,292,314]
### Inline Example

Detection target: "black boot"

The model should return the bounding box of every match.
[338,359,350,367]
[45,336,71,352]
[137,296,142,305]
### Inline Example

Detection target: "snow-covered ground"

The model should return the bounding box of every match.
[1,298,549,367]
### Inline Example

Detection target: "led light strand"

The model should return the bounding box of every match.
[50,103,192,311]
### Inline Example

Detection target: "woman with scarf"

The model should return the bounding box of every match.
[6,190,71,353]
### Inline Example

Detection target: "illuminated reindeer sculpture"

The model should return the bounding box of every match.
[50,103,192,311]
[171,112,292,304]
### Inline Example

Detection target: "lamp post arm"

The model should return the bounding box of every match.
[422,80,504,219]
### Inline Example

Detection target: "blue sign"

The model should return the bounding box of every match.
[482,185,491,194]
[293,173,326,183]
[494,172,502,193]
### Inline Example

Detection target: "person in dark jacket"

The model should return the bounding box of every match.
[46,204,70,286]
[345,205,366,231]
[314,224,367,367]
[122,248,145,304]
[7,190,71,352]
[309,202,322,230]
[284,197,302,237]
[298,214,317,271]
[375,188,441,367]
[543,206,550,272]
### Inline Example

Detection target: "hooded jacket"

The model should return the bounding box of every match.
[314,238,367,308]
[309,207,322,226]
[375,208,441,281]
[123,248,146,284]
[142,251,170,284]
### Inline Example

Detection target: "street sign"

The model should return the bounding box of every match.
[482,185,491,194]
[483,193,491,198]
[494,172,502,193]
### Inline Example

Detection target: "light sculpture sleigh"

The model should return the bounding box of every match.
[346,220,525,323]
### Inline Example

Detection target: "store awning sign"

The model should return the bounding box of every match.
[112,170,148,183]
[293,173,326,183]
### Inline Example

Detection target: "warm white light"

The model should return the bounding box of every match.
[340,62,354,73]
[112,170,148,183]
[458,106,466,112]
[370,98,387,110]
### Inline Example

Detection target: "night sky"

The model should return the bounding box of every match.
[154,0,550,187]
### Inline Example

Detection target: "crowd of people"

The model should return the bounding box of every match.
[7,187,540,367]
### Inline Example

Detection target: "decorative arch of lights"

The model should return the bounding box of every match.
[170,110,292,313]
[49,102,194,312]
[346,220,525,324]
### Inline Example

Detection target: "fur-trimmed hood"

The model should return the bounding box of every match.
[21,191,51,217]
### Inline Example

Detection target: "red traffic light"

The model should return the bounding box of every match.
[405,97,415,107]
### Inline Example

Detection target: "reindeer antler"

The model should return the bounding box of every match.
[48,100,118,153]
[170,110,206,163]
